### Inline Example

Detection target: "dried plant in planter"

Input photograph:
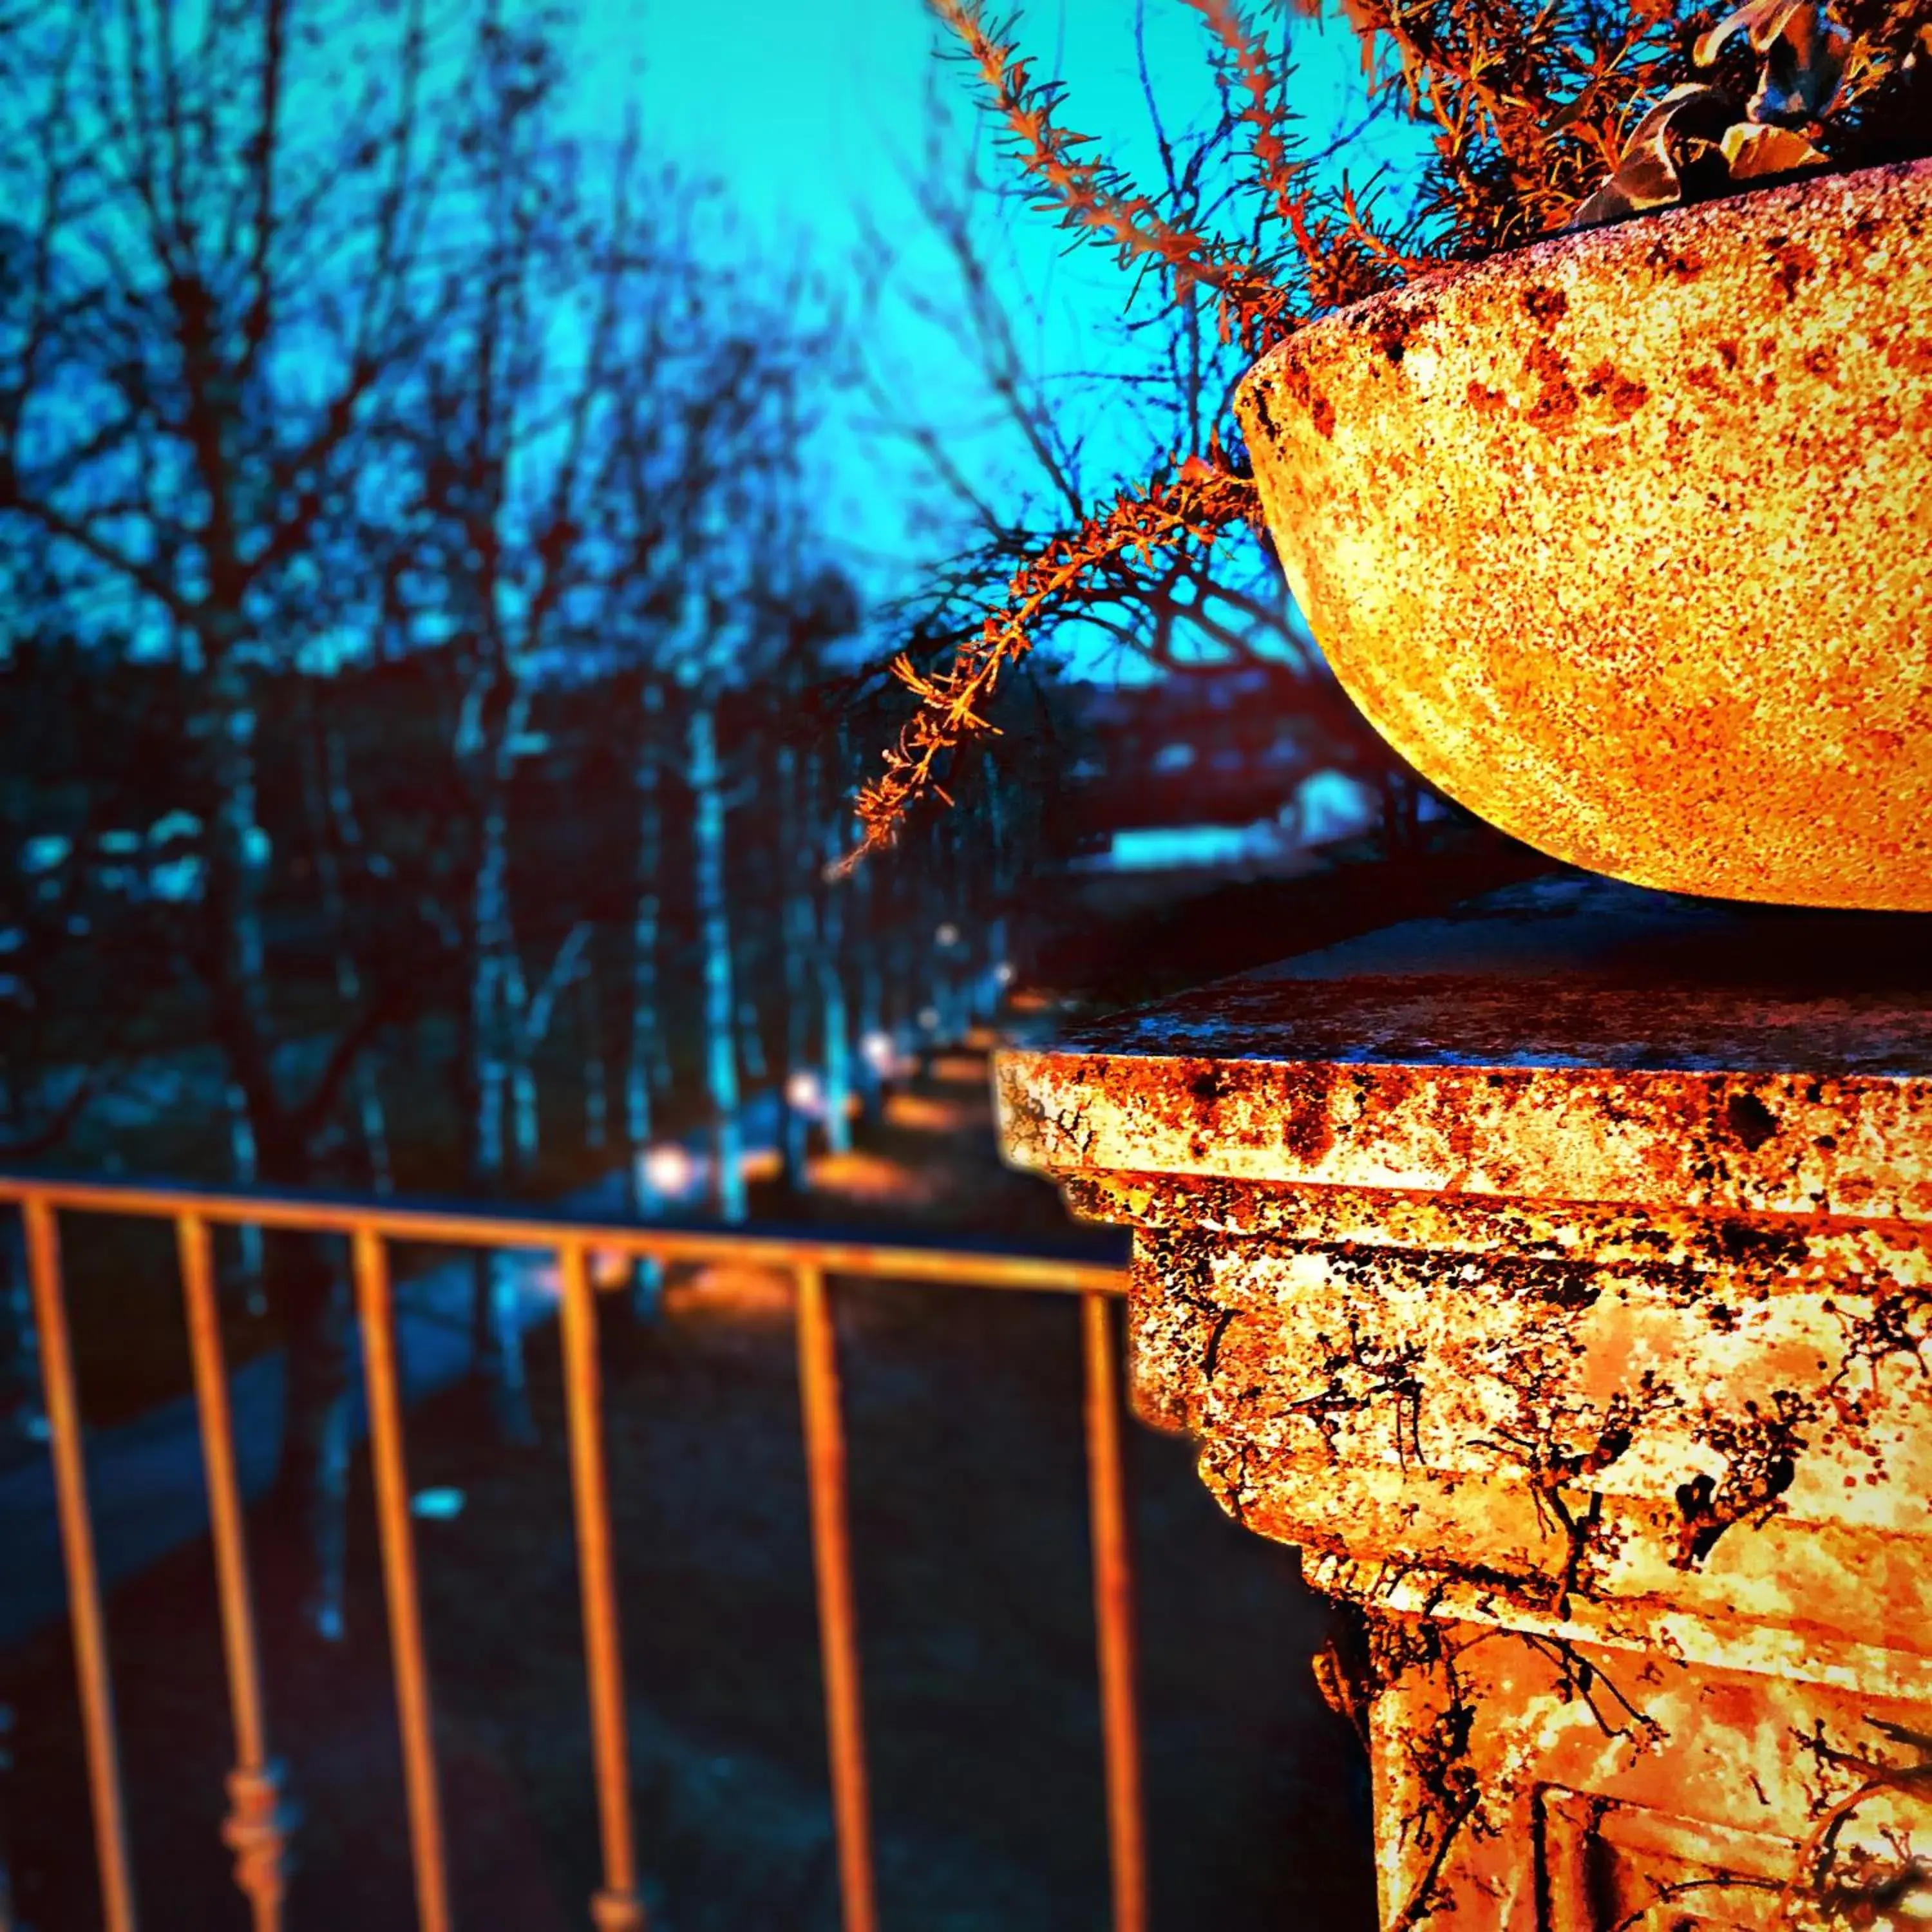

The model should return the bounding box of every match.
[841,0,1932,869]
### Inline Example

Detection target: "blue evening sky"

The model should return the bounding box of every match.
[579,0,1415,251]
[564,1,1426,657]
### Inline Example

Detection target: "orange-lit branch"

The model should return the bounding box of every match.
[1186,0,1432,308]
[836,460,1256,873]
[1180,0,1304,222]
[927,0,1298,348]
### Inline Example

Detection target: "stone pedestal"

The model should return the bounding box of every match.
[998,876,1932,1929]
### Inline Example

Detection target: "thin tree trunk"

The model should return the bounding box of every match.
[737,995,768,1085]
[579,964,607,1154]
[918,876,949,1065]
[508,952,541,1173]
[300,712,393,1193]
[225,1079,267,1319]
[851,858,886,1129]
[640,708,673,1089]
[818,914,853,1157]
[506,923,587,1173]
[817,783,853,1159]
[351,1052,392,1195]
[212,670,269,1323]
[929,900,962,1049]
[205,650,353,1640]
[468,752,536,1445]
[625,680,667,1316]
[270,1224,353,1641]
[1379,768,1421,859]
[323,723,392,1191]
[690,701,745,1222]
[982,913,1011,1022]
[776,739,813,1193]
[887,904,920,1081]
[1,1211,39,1445]
[511,1059,538,1169]
[979,771,1013,1027]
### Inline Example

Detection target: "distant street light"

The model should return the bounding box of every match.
[934,922,960,947]
[641,1142,699,1199]
[786,1070,826,1118]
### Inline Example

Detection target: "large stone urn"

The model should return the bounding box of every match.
[1236,157,1932,912]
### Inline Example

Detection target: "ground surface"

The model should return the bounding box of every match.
[1,1053,1378,1931]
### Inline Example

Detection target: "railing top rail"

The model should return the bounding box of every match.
[0,1171,1130,1297]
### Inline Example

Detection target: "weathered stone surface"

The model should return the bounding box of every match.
[1236,159,1932,913]
[998,877,1932,1928]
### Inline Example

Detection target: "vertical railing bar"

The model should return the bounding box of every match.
[21,1194,138,1932]
[176,1212,287,1932]
[556,1238,647,1931]
[350,1224,451,1932]
[1083,1290,1149,1932]
[793,1262,878,1932]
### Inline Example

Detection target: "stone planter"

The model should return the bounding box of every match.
[1236,158,1932,913]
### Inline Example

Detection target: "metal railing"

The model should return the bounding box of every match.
[0,1174,1142,1932]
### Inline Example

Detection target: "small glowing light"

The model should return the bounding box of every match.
[934,922,960,947]
[642,1142,697,1197]
[411,1487,466,1520]
[993,961,1014,985]
[786,1070,825,1117]
[860,1030,896,1072]
[918,1005,940,1032]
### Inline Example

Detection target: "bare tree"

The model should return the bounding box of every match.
[296,689,395,1195]
[597,287,841,1236]
[386,21,679,1435]
[0,0,522,1634]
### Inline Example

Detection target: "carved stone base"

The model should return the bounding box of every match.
[1346,1616,1930,1929]
[998,878,1932,1927]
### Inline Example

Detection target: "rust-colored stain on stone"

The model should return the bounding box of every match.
[1235,160,1932,913]
[998,880,1932,1927]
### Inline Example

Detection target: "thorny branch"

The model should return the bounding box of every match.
[835,455,1257,870]
[926,0,1303,350]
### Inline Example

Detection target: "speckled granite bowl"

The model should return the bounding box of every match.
[1236,158,1932,911]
